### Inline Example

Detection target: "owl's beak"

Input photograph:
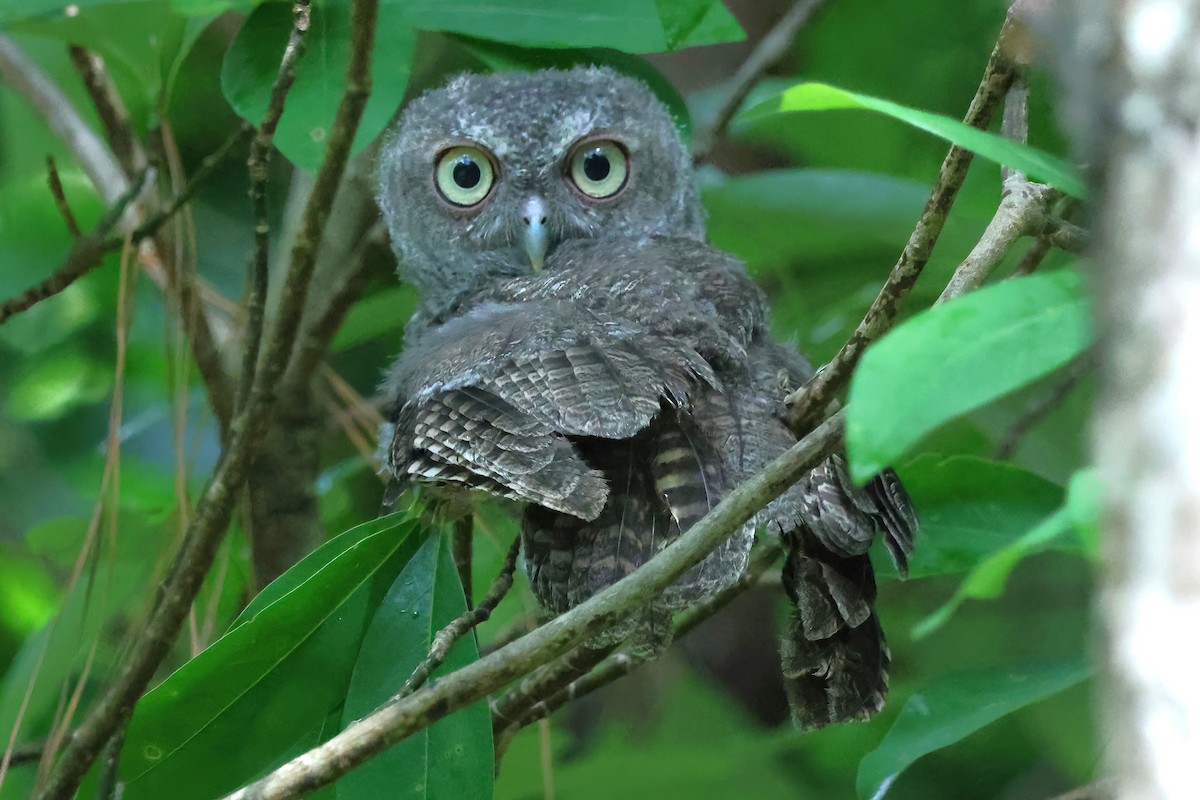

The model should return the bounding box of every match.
[522,197,549,273]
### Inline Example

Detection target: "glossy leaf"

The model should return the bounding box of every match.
[457,37,694,141]
[873,455,1064,581]
[654,0,744,49]
[857,659,1092,799]
[221,0,413,169]
[338,533,493,799]
[736,82,1085,197]
[393,0,668,52]
[118,515,424,800]
[846,270,1093,481]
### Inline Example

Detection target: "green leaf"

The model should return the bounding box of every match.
[330,286,419,352]
[857,659,1092,799]
[736,82,1085,198]
[338,533,493,799]
[846,271,1093,481]
[1066,468,1101,559]
[392,0,669,53]
[455,38,694,142]
[117,515,425,800]
[874,455,1065,581]
[221,0,413,169]
[913,506,1077,639]
[5,349,112,421]
[654,0,744,49]
[7,3,214,112]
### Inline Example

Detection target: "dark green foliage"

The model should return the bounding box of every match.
[0,1,1098,798]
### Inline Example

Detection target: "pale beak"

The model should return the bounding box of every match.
[522,196,549,273]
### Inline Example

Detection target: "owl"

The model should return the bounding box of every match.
[376,66,916,728]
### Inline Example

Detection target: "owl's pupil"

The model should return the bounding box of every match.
[583,150,610,182]
[453,158,481,189]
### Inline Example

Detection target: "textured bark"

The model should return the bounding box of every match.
[1060,2,1200,798]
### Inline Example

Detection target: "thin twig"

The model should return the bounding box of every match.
[1040,217,1089,254]
[68,46,145,175]
[938,177,1061,303]
[46,156,82,237]
[453,515,475,608]
[786,13,1023,433]
[400,536,521,697]
[0,35,127,201]
[0,173,150,325]
[491,644,615,734]
[283,218,388,390]
[1000,71,1029,183]
[993,349,1094,459]
[220,411,845,800]
[115,124,253,250]
[693,0,827,161]
[34,1,380,795]
[493,541,786,754]
[0,33,236,431]
[94,727,125,800]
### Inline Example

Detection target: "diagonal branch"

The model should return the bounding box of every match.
[400,535,521,697]
[785,10,1025,433]
[0,173,151,325]
[221,411,845,800]
[693,0,828,161]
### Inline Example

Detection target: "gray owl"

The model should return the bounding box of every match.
[376,66,916,728]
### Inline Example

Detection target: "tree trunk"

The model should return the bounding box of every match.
[1061,2,1200,798]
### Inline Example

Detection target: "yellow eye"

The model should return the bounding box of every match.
[434,146,495,207]
[568,140,629,199]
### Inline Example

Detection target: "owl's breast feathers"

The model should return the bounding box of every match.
[383,236,917,721]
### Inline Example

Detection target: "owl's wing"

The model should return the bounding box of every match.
[385,301,718,520]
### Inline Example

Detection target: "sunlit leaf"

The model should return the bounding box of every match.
[846,271,1093,481]
[117,515,424,800]
[338,533,493,799]
[222,0,413,169]
[857,659,1092,799]
[736,82,1085,197]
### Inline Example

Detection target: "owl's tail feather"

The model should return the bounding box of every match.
[780,532,889,728]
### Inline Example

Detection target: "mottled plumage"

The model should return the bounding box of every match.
[377,66,916,725]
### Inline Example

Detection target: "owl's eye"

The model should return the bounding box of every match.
[434,146,495,207]
[568,140,629,200]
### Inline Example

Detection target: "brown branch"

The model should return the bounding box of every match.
[34,0,380,795]
[46,156,82,237]
[0,33,237,431]
[452,514,475,608]
[115,124,253,250]
[492,541,785,754]
[220,411,845,800]
[68,46,145,175]
[0,35,127,201]
[400,535,521,697]
[693,0,827,161]
[786,12,1023,433]
[937,177,1061,303]
[0,173,150,325]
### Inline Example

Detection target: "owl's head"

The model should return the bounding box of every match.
[377,66,703,313]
